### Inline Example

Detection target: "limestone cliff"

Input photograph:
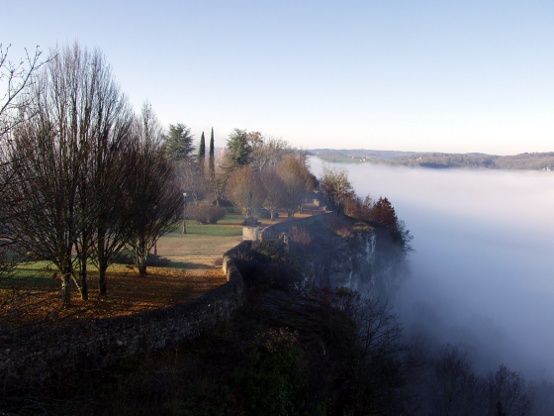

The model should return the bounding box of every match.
[262,213,379,293]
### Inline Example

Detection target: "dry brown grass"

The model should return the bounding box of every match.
[0,266,227,330]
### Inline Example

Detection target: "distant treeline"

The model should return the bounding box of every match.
[312,149,554,171]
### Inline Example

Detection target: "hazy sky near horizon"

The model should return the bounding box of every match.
[3,0,554,154]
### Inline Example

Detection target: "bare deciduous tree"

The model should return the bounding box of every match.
[276,155,313,217]
[319,168,355,214]
[125,104,182,276]
[175,158,206,234]
[487,365,531,416]
[226,166,266,221]
[7,114,81,306]
[176,160,206,205]
[88,99,134,296]
[69,46,134,300]
[0,44,43,278]
[260,169,285,220]
[92,143,135,295]
[431,346,482,416]
[6,46,100,304]
[250,136,295,172]
[0,43,43,137]
[5,44,132,304]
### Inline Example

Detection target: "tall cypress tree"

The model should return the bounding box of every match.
[209,127,215,181]
[198,131,206,175]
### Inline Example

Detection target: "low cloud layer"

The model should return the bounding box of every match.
[310,157,554,380]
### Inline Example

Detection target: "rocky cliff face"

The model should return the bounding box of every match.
[265,214,378,293]
[301,218,376,292]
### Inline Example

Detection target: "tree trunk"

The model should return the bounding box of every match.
[135,244,148,277]
[61,270,71,307]
[79,257,88,301]
[98,263,108,296]
[270,210,276,221]
[137,258,147,276]
[97,231,108,296]
[133,237,149,277]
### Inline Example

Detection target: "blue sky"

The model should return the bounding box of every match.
[2,0,554,154]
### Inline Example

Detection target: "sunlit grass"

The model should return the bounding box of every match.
[165,212,243,237]
[165,224,242,238]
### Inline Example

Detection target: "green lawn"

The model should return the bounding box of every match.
[166,223,242,238]
[2,261,57,289]
[158,213,243,267]
[2,213,244,286]
[166,213,243,237]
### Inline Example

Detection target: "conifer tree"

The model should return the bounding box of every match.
[209,127,215,181]
[164,123,194,161]
[198,131,206,175]
[225,129,252,168]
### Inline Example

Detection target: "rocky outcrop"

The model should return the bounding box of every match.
[261,213,377,292]
[303,225,376,292]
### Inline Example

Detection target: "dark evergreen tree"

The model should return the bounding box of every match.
[198,131,206,175]
[209,127,215,181]
[225,128,252,168]
[164,123,194,161]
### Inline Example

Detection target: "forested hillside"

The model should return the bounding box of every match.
[312,149,554,171]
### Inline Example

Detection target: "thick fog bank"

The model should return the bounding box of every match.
[310,157,554,380]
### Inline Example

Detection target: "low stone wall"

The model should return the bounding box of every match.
[222,240,252,278]
[0,243,249,389]
[260,211,333,241]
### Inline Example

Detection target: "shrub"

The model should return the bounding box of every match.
[188,205,226,224]
[234,327,306,416]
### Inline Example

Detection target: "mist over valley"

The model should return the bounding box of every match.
[311,156,554,383]
[4,1,554,413]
